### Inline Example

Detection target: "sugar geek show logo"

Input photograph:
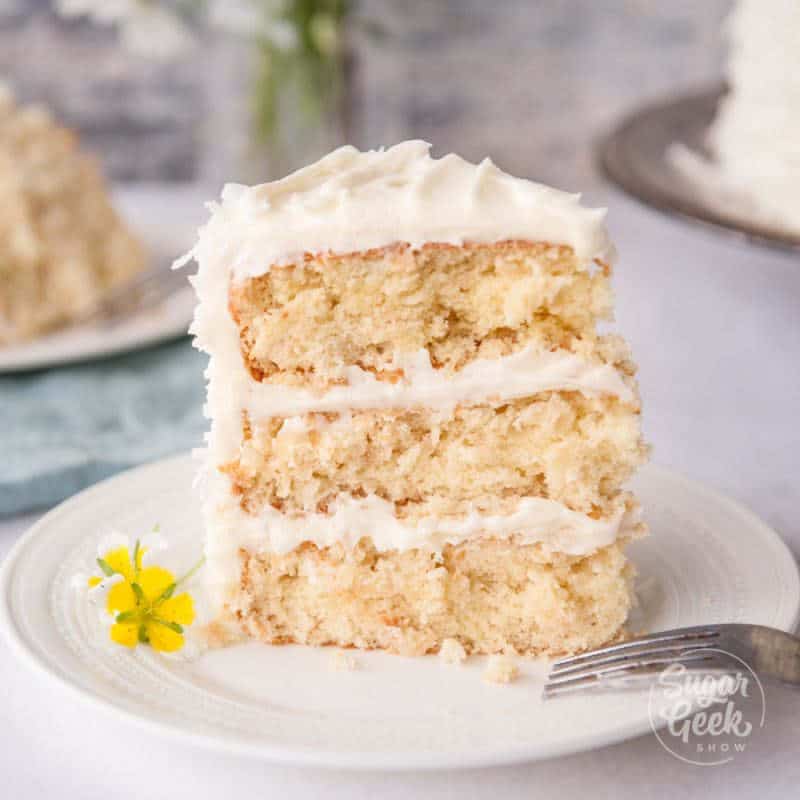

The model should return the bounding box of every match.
[647,648,765,766]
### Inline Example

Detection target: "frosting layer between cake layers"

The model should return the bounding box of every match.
[233,346,634,417]
[202,471,641,608]
[199,335,641,604]
[198,337,640,605]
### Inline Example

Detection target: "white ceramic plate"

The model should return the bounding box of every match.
[0,286,196,374]
[598,86,800,255]
[0,185,205,374]
[1,455,798,770]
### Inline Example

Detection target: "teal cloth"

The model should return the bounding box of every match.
[0,339,207,515]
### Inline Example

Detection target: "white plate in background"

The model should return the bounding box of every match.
[0,184,208,373]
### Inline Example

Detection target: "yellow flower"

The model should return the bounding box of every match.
[90,538,202,653]
[87,541,145,587]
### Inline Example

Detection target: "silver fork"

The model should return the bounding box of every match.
[544,624,800,698]
[74,263,190,326]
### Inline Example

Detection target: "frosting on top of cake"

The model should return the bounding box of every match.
[199,140,613,278]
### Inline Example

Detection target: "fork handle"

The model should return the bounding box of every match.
[748,627,800,687]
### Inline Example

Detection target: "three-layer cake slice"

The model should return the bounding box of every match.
[187,141,648,656]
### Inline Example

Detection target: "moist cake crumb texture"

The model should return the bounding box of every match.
[187,140,648,659]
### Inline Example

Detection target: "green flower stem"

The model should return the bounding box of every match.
[252,0,351,146]
[153,618,184,635]
[131,582,146,604]
[132,539,141,576]
[153,582,177,605]
[175,556,206,588]
[96,557,115,577]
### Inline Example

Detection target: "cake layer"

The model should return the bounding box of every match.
[230,240,614,392]
[224,392,647,518]
[223,538,633,656]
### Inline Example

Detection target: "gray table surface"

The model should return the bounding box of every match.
[1,186,799,798]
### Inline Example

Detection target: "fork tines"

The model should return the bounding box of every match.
[544,625,728,698]
[76,265,189,326]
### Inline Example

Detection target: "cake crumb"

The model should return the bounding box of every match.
[439,638,467,665]
[483,654,519,685]
[329,650,358,672]
[197,617,245,649]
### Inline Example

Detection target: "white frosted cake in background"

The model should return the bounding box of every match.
[708,0,800,233]
[186,141,648,657]
[0,86,146,345]
[672,0,800,235]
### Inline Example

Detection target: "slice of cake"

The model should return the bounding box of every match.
[188,141,648,657]
[0,87,146,345]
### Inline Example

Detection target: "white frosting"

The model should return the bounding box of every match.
[181,142,632,611]
[202,468,640,609]
[237,346,634,418]
[189,140,613,281]
[674,0,800,234]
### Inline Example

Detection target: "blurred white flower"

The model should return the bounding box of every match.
[119,5,195,61]
[207,0,262,38]
[208,0,297,50]
[55,0,194,61]
[262,18,298,51]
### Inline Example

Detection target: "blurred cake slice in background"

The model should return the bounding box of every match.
[0,86,146,345]
[188,141,649,657]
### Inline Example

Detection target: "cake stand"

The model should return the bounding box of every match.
[597,86,800,255]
